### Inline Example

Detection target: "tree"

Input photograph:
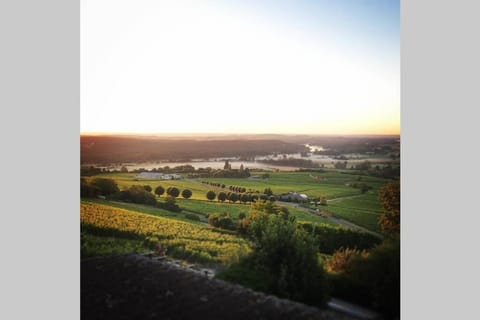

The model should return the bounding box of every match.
[240,193,249,204]
[181,189,192,199]
[144,185,152,192]
[217,191,227,202]
[90,178,119,196]
[224,160,231,170]
[154,185,165,197]
[167,187,180,198]
[229,192,239,203]
[120,166,128,173]
[245,213,328,305]
[378,182,400,236]
[206,190,216,201]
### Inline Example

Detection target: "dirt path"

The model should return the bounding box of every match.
[327,194,365,202]
[82,254,358,320]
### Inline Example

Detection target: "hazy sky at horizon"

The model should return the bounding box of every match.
[81,0,400,135]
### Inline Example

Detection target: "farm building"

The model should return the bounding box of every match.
[137,172,182,180]
[276,192,308,202]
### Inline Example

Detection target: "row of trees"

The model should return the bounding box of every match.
[205,190,275,204]
[200,181,259,194]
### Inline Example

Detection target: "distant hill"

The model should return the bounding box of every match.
[80,135,308,164]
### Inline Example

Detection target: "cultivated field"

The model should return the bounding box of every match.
[81,202,251,264]
[89,170,392,233]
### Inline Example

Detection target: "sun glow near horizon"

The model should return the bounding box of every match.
[81,0,399,135]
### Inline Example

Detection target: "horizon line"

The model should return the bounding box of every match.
[80,131,400,137]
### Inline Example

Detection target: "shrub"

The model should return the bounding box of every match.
[156,195,181,212]
[298,222,381,254]
[144,185,152,192]
[325,247,369,273]
[184,213,201,221]
[208,212,235,230]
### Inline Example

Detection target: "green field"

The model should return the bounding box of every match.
[89,170,394,233]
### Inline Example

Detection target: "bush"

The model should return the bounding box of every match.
[208,212,235,230]
[156,195,181,212]
[144,185,152,192]
[325,247,369,273]
[184,213,201,221]
[298,222,381,254]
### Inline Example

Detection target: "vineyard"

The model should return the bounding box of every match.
[81,203,251,264]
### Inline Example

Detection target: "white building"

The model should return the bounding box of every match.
[136,172,182,180]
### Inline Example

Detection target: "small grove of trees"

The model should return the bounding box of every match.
[81,177,119,198]
[206,190,216,201]
[110,185,156,205]
[154,185,165,197]
[181,189,192,199]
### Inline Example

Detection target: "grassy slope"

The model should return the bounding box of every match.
[81,233,150,258]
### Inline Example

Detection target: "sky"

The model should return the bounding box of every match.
[81,0,400,135]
